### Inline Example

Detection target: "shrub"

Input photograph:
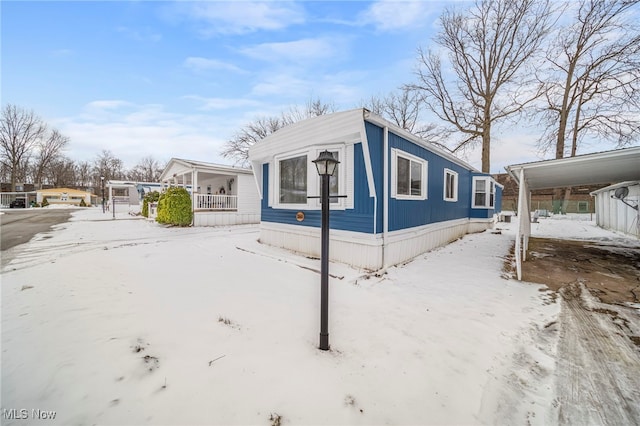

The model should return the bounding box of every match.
[156,187,192,226]
[142,191,160,218]
[41,197,49,207]
[79,199,87,207]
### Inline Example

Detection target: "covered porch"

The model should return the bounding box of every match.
[159,158,260,226]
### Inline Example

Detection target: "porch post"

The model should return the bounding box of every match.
[192,169,198,219]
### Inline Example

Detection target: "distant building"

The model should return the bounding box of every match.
[37,188,95,206]
[494,173,606,214]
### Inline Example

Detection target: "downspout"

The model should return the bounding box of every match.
[382,125,389,269]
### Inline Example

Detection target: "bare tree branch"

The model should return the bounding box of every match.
[0,104,46,190]
[409,0,554,172]
[537,0,640,158]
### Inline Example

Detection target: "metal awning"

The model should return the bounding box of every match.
[504,146,640,280]
[506,147,640,190]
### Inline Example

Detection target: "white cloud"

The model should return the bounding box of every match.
[359,1,440,32]
[183,95,262,111]
[52,102,243,169]
[183,57,247,74]
[239,37,340,64]
[172,1,305,36]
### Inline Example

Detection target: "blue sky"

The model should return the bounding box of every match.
[3,0,546,172]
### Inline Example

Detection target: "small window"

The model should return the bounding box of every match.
[279,155,307,204]
[392,149,427,200]
[578,201,589,212]
[472,177,495,208]
[444,169,458,202]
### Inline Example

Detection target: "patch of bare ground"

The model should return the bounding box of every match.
[522,237,640,306]
[506,237,640,425]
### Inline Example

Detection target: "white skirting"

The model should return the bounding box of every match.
[194,212,260,227]
[259,218,494,270]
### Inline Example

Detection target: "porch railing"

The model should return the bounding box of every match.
[195,194,238,210]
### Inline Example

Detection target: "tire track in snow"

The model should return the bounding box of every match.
[556,282,640,425]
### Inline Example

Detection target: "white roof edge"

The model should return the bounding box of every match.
[248,108,365,160]
[507,146,640,171]
[172,157,253,173]
[363,111,482,173]
[590,180,640,195]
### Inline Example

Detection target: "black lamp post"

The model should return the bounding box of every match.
[312,150,340,351]
[101,176,105,213]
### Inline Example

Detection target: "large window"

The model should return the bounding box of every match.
[392,149,427,200]
[472,177,495,208]
[444,169,458,202]
[273,146,347,209]
[279,155,307,204]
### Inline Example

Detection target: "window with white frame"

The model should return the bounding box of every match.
[443,169,458,202]
[279,154,307,204]
[392,149,427,200]
[274,146,347,209]
[472,177,495,208]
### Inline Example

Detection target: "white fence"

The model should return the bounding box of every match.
[195,194,238,210]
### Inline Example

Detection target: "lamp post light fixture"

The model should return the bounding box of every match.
[101,176,105,213]
[312,150,340,351]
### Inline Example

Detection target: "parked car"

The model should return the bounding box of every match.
[9,198,26,208]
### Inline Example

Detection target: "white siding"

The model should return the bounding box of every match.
[237,174,261,215]
[594,183,639,238]
[258,218,494,270]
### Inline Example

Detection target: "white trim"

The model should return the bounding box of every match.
[273,150,310,210]
[272,144,349,211]
[312,145,346,210]
[472,176,495,208]
[443,168,459,202]
[363,111,481,173]
[391,148,428,200]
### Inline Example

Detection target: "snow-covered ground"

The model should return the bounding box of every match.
[1,209,637,425]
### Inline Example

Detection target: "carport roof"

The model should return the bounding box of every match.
[505,146,640,190]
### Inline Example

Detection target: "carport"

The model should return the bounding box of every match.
[506,146,640,280]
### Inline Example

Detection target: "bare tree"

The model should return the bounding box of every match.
[75,161,93,189]
[93,150,125,189]
[32,128,69,189]
[360,88,451,148]
[410,0,554,172]
[221,97,335,165]
[537,0,640,159]
[0,104,46,190]
[46,156,76,188]
[128,156,164,182]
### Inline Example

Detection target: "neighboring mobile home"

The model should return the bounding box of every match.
[159,158,260,226]
[248,108,502,270]
[37,188,94,206]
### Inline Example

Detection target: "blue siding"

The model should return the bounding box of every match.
[260,143,375,233]
[386,131,473,232]
[364,122,384,233]
[259,119,498,234]
[495,185,503,213]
